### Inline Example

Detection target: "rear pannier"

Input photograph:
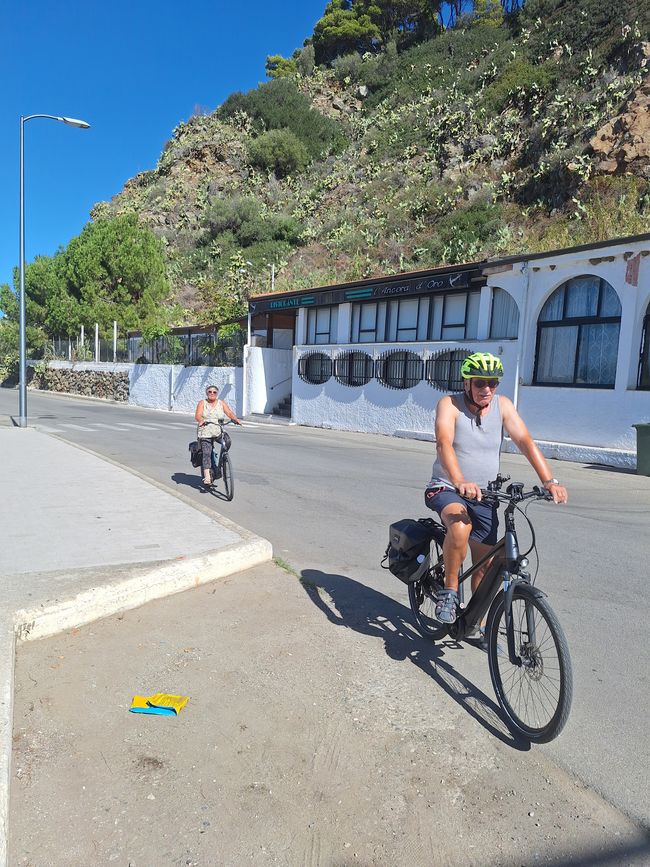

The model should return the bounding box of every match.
[385,518,446,584]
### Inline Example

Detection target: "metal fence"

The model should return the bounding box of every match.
[127,329,246,367]
[47,326,246,367]
[50,336,130,363]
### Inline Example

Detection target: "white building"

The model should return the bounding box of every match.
[245,234,650,468]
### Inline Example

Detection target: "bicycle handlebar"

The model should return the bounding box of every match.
[200,419,238,427]
[480,479,553,505]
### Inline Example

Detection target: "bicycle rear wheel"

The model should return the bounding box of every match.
[408,564,448,641]
[222,453,234,501]
[487,583,572,743]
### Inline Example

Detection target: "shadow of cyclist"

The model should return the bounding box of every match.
[300,567,531,751]
[171,472,205,491]
[171,472,231,500]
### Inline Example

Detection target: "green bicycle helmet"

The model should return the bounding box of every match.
[460,352,504,379]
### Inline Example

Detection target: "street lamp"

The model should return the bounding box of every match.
[18,114,90,427]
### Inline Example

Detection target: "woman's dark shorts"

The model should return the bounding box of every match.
[424,486,499,545]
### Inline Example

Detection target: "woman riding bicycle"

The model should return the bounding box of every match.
[195,385,242,486]
[425,352,568,625]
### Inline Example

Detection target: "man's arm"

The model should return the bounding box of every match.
[500,396,568,504]
[435,396,482,500]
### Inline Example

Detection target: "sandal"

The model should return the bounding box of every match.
[435,589,459,624]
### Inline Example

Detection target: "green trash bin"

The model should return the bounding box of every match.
[633,423,650,476]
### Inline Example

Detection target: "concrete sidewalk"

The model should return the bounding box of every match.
[0,426,272,865]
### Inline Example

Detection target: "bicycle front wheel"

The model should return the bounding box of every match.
[487,583,572,743]
[408,570,448,642]
[222,453,234,501]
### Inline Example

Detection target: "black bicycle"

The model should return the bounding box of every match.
[205,420,235,501]
[386,474,572,743]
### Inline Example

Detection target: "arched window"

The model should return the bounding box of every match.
[534,275,621,388]
[376,350,424,389]
[639,301,650,390]
[490,288,520,339]
[334,351,374,387]
[298,352,332,385]
[426,348,470,392]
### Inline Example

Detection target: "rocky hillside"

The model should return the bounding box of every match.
[91,0,650,322]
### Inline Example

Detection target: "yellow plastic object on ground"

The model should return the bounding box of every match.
[129,693,189,716]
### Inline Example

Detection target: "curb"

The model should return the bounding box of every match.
[0,538,272,867]
[0,431,273,867]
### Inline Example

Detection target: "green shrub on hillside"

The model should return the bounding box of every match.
[331,51,365,83]
[248,129,310,178]
[481,58,560,113]
[296,44,316,77]
[218,78,347,160]
[363,26,512,110]
[420,201,506,264]
[530,176,650,249]
[520,0,649,68]
[203,196,303,247]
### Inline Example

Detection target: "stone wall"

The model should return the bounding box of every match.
[28,364,129,401]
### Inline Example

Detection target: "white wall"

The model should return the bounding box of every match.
[517,386,649,452]
[292,341,517,436]
[40,360,244,416]
[129,364,243,415]
[245,346,293,414]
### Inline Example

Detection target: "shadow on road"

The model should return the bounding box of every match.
[524,836,650,867]
[171,471,232,501]
[300,568,530,751]
[171,471,205,491]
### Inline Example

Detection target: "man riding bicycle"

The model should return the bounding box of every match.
[425,352,568,625]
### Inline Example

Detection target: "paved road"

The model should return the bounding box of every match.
[2,388,649,828]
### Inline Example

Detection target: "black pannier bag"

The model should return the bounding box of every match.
[384,518,446,584]
[189,441,202,468]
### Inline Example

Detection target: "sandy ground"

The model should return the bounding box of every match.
[9,564,649,867]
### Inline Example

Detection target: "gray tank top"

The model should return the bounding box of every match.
[430,394,503,489]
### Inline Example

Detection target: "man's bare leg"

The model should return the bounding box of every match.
[440,503,472,592]
[468,539,494,594]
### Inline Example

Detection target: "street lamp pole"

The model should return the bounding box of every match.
[18,114,90,427]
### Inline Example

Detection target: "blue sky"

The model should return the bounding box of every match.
[1,0,328,291]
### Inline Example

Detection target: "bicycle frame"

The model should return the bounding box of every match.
[210,437,226,475]
[437,486,542,668]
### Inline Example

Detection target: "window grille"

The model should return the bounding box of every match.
[426,349,470,392]
[533,276,621,388]
[298,352,332,385]
[376,350,424,389]
[334,351,374,386]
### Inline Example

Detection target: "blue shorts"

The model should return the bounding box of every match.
[424,486,499,545]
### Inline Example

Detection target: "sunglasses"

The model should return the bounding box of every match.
[472,379,499,389]
[207,390,218,394]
